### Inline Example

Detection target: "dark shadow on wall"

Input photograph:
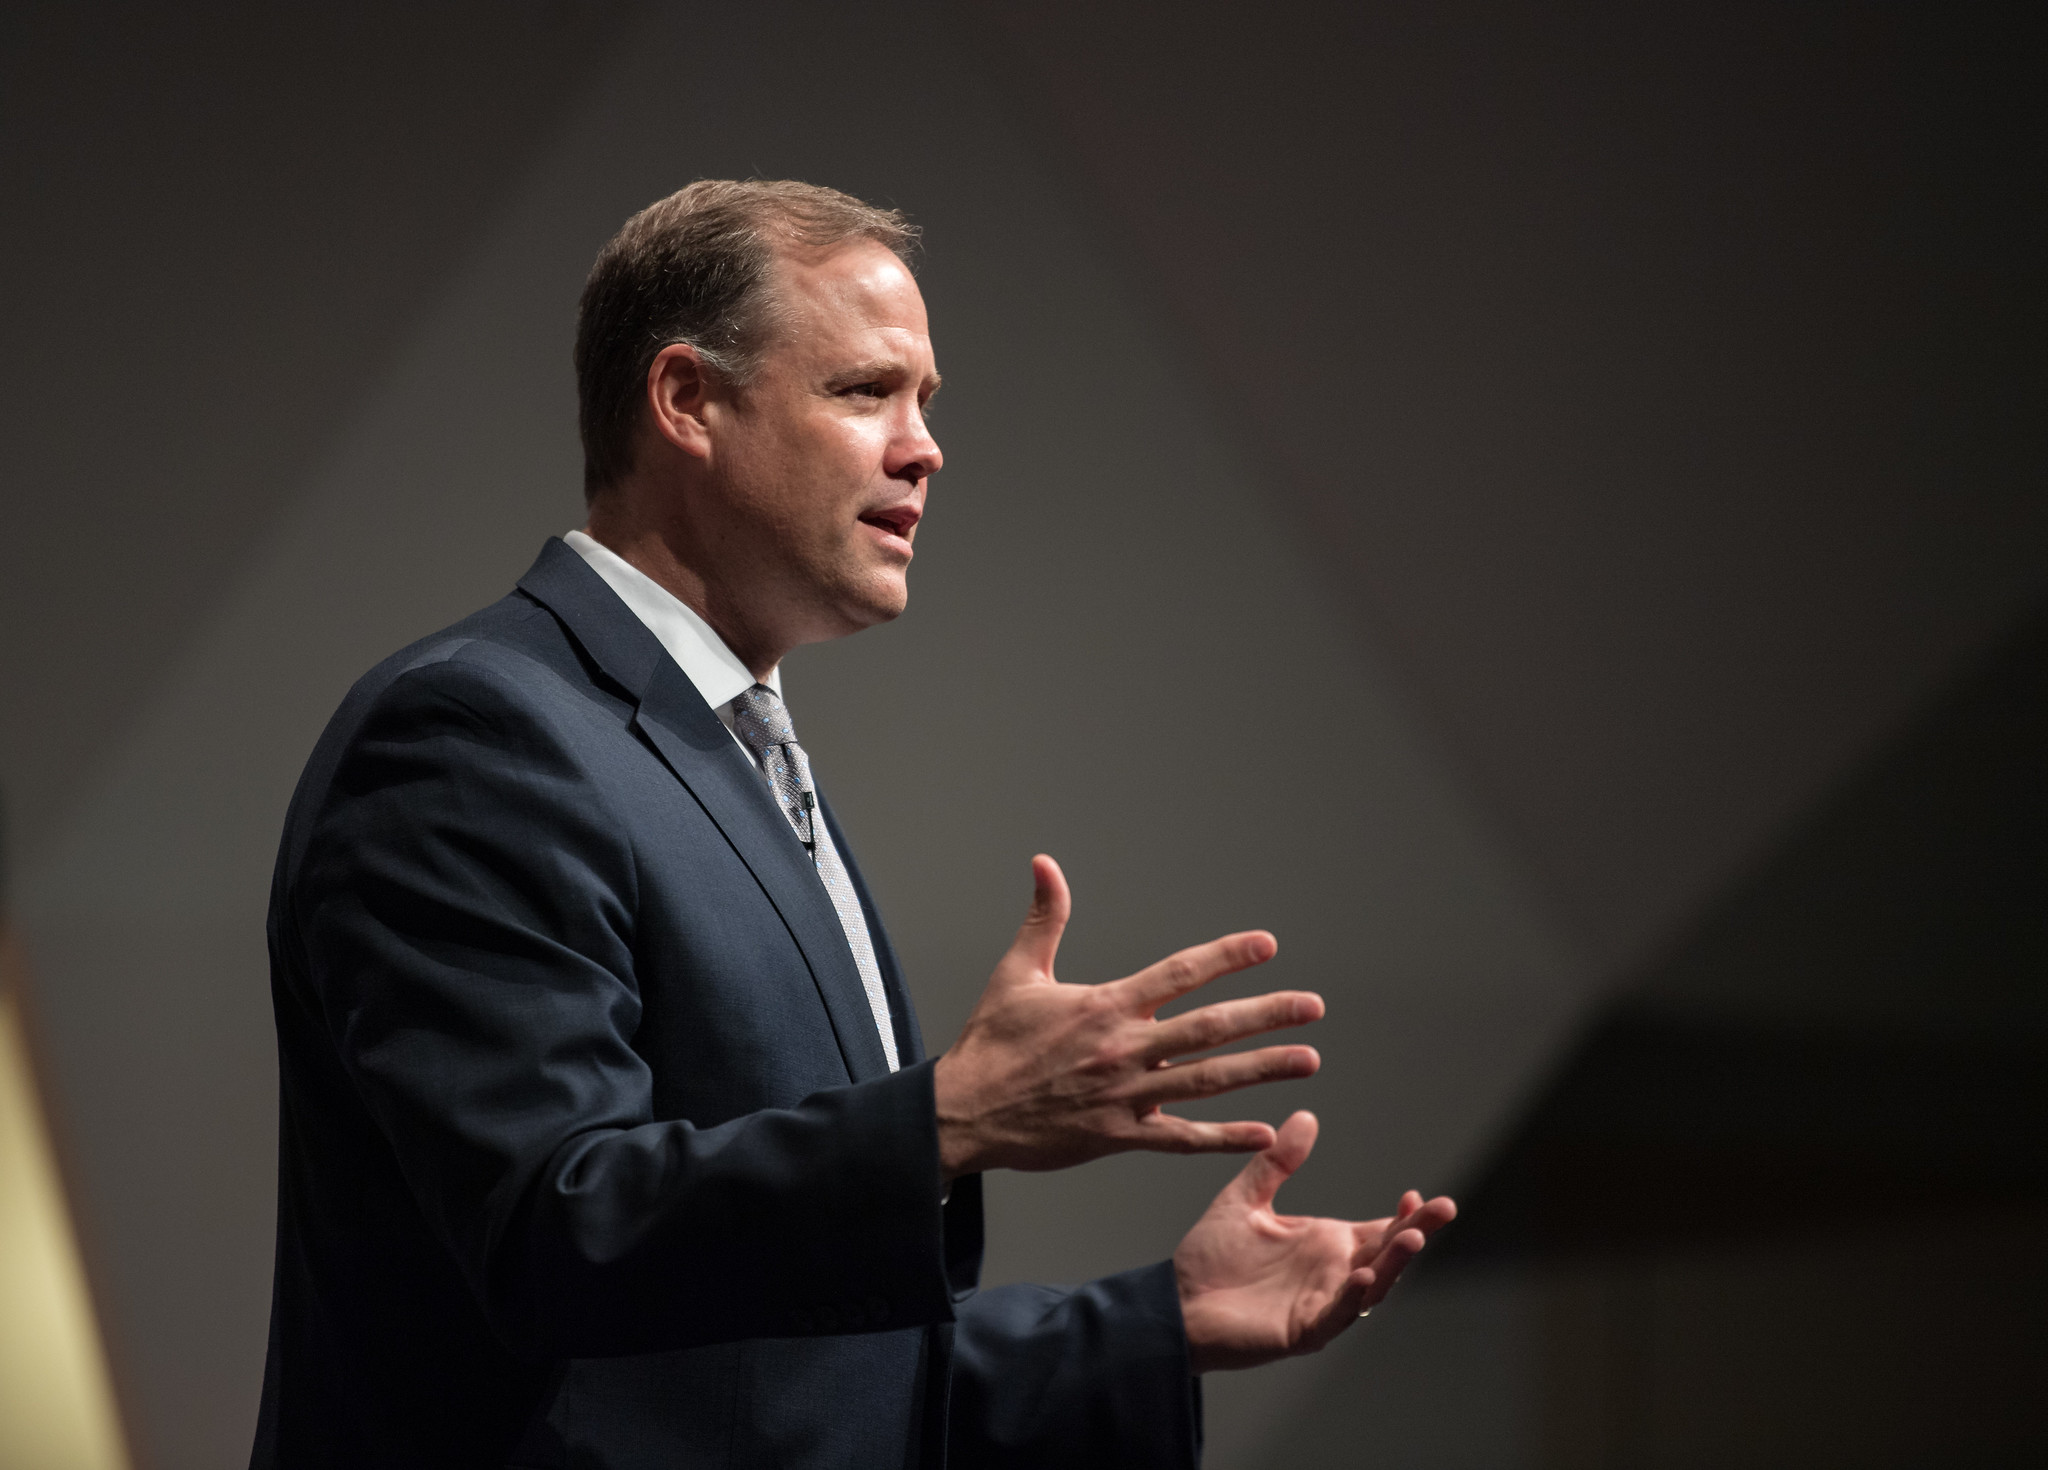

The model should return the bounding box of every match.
[1448,594,2048,1260]
[1408,596,2048,1464]
[1441,1015,2048,1260]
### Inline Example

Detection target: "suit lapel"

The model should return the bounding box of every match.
[633,660,894,1080]
[516,539,893,1082]
[820,794,925,1066]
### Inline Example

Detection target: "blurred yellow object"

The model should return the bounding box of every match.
[0,931,131,1470]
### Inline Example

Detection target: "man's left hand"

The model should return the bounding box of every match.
[1172,1111,1456,1373]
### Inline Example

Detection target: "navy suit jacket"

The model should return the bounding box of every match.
[251,539,1203,1468]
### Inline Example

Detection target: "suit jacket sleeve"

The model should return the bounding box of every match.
[285,650,957,1359]
[947,1260,1202,1468]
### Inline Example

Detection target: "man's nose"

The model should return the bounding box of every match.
[891,410,942,481]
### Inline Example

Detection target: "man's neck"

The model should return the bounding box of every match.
[577,512,782,682]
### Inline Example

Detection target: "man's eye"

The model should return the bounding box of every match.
[840,383,887,399]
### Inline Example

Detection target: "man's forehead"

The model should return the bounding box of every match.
[772,240,929,336]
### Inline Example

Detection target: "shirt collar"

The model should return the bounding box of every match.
[562,530,781,711]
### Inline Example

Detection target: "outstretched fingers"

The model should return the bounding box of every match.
[1358,1229,1426,1309]
[1133,1045,1321,1108]
[1130,1111,1280,1155]
[1115,930,1279,1015]
[1400,1194,1457,1241]
[1352,1192,1458,1305]
[1354,1191,1455,1256]
[1139,990,1325,1065]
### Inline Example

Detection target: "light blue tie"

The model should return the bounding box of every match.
[731,685,900,1071]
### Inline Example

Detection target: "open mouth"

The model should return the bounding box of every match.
[858,504,921,542]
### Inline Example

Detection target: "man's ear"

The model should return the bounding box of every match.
[645,343,718,461]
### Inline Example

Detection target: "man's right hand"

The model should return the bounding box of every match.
[932,855,1323,1180]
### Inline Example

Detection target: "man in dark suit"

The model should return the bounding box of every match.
[252,180,1454,1468]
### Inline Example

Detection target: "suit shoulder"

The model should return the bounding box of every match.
[277,591,612,861]
[340,590,615,730]
[358,592,562,695]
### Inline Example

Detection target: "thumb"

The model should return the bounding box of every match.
[1002,854,1070,981]
[1230,1110,1318,1210]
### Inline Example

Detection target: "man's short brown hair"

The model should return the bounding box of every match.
[574,179,919,499]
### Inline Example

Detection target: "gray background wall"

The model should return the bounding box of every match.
[3,3,2042,1466]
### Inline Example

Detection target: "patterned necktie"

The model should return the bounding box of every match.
[731,685,901,1071]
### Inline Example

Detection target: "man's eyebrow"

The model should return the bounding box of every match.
[829,359,942,393]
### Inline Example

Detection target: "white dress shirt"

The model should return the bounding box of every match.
[564,529,781,754]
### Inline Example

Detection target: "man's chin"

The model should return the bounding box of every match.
[853,588,910,628]
[815,578,909,639]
